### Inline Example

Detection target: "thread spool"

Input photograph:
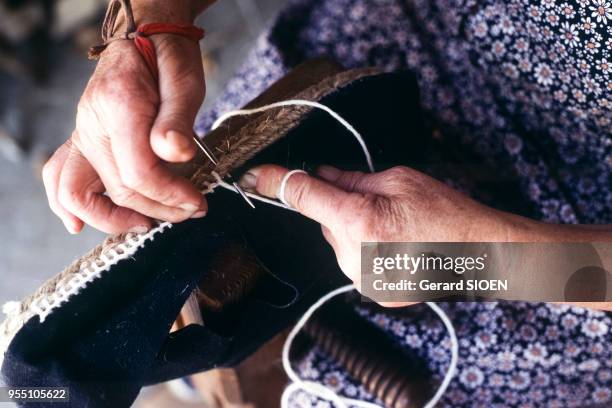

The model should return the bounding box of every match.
[301,301,432,408]
[195,241,265,313]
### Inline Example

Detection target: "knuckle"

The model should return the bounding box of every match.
[338,171,363,191]
[108,187,134,207]
[41,161,54,184]
[57,184,85,211]
[376,166,423,197]
[162,188,184,206]
[120,164,151,191]
[154,187,183,207]
[383,166,413,184]
[165,211,190,223]
[119,162,182,206]
[290,179,311,210]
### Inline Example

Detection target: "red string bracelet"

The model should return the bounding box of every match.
[89,0,204,83]
[132,23,204,82]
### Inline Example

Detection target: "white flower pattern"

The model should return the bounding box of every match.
[590,0,612,23]
[195,0,612,406]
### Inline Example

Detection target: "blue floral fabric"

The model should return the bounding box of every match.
[195,0,612,406]
[289,302,611,407]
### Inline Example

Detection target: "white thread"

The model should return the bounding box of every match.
[279,170,308,208]
[2,302,21,317]
[211,172,298,211]
[208,99,377,209]
[280,285,380,408]
[280,285,459,408]
[1,100,459,403]
[213,100,459,407]
[211,99,375,173]
[27,222,174,323]
[422,302,459,408]
[0,221,174,367]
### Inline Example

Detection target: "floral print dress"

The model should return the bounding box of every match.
[195,0,612,406]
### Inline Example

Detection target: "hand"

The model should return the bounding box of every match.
[43,5,206,234]
[242,164,612,311]
[240,164,519,285]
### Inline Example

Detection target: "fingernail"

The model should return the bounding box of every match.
[239,167,263,190]
[239,172,258,190]
[179,203,199,213]
[191,210,207,218]
[316,165,341,181]
[166,130,192,151]
[129,225,149,234]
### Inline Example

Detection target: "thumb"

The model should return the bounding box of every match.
[239,164,354,230]
[150,36,205,163]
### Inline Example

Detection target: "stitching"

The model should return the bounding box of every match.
[0,222,173,366]
[0,67,384,364]
[28,222,173,323]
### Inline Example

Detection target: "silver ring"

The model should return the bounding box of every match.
[279,169,308,208]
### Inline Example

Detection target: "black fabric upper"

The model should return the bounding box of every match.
[2,72,432,407]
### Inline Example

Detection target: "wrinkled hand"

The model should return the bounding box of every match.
[241,165,517,286]
[43,27,206,234]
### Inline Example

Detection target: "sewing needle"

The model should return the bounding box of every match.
[192,136,256,209]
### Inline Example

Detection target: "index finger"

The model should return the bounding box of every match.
[245,164,354,230]
[105,106,206,214]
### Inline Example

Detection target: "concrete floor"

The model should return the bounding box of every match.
[0,0,283,406]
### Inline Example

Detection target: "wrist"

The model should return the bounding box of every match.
[497,210,612,242]
[126,0,213,26]
[495,212,542,242]
[473,209,538,242]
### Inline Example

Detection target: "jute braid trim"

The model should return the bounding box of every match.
[0,222,173,363]
[192,67,382,190]
[0,67,382,363]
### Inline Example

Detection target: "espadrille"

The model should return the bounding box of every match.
[1,59,426,407]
